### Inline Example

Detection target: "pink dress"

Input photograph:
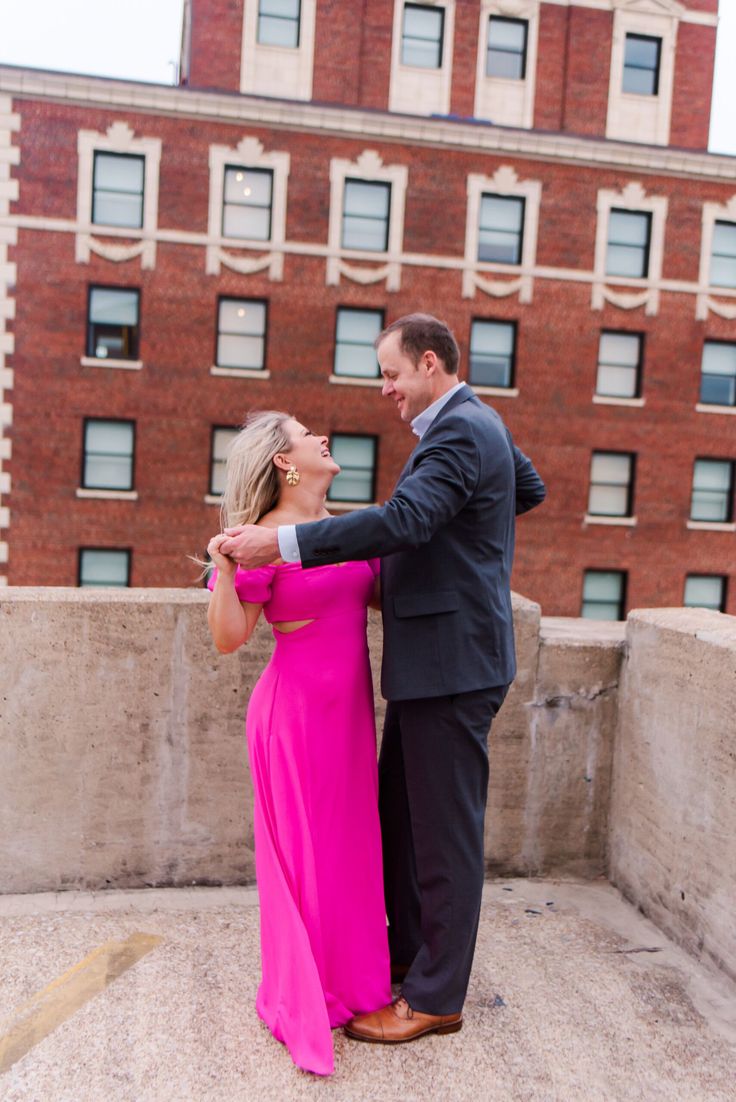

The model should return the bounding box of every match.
[209,560,391,1075]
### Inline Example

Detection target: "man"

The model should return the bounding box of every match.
[220,313,545,1043]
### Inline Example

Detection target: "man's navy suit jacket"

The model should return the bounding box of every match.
[295,384,546,701]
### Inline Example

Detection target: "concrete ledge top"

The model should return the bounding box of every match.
[0,587,209,604]
[628,607,736,648]
[540,616,627,646]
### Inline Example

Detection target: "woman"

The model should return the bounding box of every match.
[206,410,391,1076]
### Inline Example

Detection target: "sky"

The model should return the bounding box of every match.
[0,0,734,155]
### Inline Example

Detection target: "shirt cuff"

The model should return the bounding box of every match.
[277,525,302,563]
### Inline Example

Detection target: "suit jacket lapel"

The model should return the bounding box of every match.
[394,385,475,488]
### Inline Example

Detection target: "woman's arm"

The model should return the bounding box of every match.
[206,535,262,653]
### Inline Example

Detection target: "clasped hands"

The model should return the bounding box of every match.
[208,525,281,572]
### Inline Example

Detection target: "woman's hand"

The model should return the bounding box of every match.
[207,533,238,578]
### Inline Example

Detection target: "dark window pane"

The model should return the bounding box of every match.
[87,287,139,360]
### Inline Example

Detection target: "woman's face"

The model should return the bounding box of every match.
[281,419,341,479]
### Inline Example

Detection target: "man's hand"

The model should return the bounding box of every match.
[219,525,281,568]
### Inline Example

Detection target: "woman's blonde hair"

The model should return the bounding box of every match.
[220,410,294,529]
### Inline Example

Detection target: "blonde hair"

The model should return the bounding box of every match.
[220,410,294,529]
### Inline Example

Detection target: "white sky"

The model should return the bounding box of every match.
[0,0,734,155]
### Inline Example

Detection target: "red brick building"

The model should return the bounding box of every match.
[1,0,734,617]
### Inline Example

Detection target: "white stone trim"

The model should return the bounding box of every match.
[592,181,667,315]
[241,0,316,101]
[209,366,271,380]
[696,195,736,321]
[2,67,736,182]
[328,374,384,388]
[75,488,139,501]
[206,136,290,280]
[695,403,736,416]
[543,0,714,27]
[327,150,408,291]
[76,122,161,269]
[389,0,456,117]
[463,165,541,301]
[584,514,638,526]
[474,0,540,130]
[686,520,736,533]
[80,356,143,371]
[606,1,679,146]
[473,385,520,397]
[0,94,19,586]
[593,394,645,406]
[204,494,222,506]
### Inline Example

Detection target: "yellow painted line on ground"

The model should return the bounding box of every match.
[0,932,163,1074]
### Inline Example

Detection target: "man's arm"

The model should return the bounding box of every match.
[222,423,480,569]
[513,444,546,515]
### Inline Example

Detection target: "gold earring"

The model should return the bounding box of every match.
[285,465,300,487]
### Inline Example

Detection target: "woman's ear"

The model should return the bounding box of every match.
[272,452,291,473]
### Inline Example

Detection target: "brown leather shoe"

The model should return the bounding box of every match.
[344,997,462,1044]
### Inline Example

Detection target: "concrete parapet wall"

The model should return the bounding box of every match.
[0,588,624,894]
[609,608,736,984]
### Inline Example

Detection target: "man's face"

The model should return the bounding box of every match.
[378,330,433,423]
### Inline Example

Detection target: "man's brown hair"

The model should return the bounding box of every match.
[376,313,460,375]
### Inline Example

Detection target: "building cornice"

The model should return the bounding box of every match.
[0,64,734,183]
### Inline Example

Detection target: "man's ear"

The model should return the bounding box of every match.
[423,350,438,375]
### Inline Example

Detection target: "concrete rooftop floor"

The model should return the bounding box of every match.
[1,878,735,1102]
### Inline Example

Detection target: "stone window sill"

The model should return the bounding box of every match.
[76,488,138,501]
[80,356,143,371]
[695,403,736,416]
[472,385,519,398]
[204,494,222,506]
[686,520,736,532]
[593,395,645,407]
[329,374,383,388]
[210,366,270,379]
[584,515,637,527]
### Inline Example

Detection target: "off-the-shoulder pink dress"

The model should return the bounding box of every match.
[209,560,391,1075]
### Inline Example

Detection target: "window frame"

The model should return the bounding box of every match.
[209,425,241,497]
[333,306,385,380]
[477,192,525,267]
[699,339,736,409]
[341,177,392,254]
[257,0,301,48]
[588,450,636,519]
[581,569,627,621]
[605,208,652,280]
[81,417,136,493]
[622,32,661,97]
[683,574,727,613]
[77,547,132,588]
[91,150,145,231]
[468,317,517,390]
[400,2,446,69]
[709,220,736,290]
[221,164,274,243]
[326,433,379,505]
[486,15,528,81]
[85,284,141,362]
[214,296,268,373]
[690,458,735,524]
[595,330,644,400]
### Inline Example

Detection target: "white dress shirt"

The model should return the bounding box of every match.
[277,380,466,562]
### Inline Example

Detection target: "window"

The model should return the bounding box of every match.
[342,179,391,252]
[581,570,626,620]
[92,152,144,229]
[86,287,140,361]
[401,4,444,68]
[327,435,377,503]
[79,549,130,588]
[710,222,736,289]
[257,0,300,47]
[222,166,273,241]
[478,194,524,264]
[596,332,642,399]
[690,459,734,523]
[700,342,736,408]
[82,420,135,491]
[486,17,527,80]
[216,299,267,371]
[469,319,516,388]
[622,34,661,96]
[605,210,651,279]
[210,428,239,496]
[588,452,635,518]
[684,575,727,613]
[334,308,383,378]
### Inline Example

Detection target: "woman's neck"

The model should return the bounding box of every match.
[267,481,332,525]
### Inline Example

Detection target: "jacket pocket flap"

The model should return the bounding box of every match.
[393,590,460,618]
